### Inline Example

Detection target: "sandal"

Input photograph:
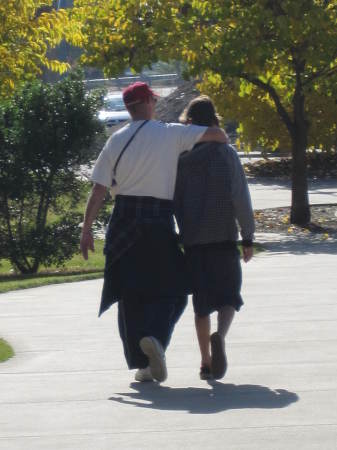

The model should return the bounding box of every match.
[210,332,227,379]
[199,365,212,380]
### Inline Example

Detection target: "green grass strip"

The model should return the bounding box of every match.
[0,271,103,294]
[0,339,14,363]
[0,240,105,276]
[0,239,105,293]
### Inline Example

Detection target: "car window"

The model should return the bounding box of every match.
[105,97,126,112]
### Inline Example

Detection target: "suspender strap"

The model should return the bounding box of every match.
[112,120,149,183]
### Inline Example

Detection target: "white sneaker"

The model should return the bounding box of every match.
[139,336,167,382]
[135,366,153,382]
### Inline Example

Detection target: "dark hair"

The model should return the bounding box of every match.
[179,95,221,126]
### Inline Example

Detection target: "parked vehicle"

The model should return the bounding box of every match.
[98,93,130,127]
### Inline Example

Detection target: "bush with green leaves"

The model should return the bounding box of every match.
[0,72,104,274]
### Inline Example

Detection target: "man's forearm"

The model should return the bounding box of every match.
[82,183,107,232]
[199,127,228,143]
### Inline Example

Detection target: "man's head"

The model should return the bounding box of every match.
[122,82,159,119]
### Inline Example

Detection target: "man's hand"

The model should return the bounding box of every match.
[80,229,95,260]
[242,246,253,263]
[80,183,107,260]
[199,127,229,144]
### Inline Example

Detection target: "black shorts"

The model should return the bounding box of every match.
[185,243,243,317]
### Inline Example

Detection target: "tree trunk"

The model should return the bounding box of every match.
[31,259,40,274]
[242,67,311,225]
[290,67,311,225]
[290,134,310,224]
[11,256,35,274]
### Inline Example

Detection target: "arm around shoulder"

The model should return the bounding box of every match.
[198,127,229,144]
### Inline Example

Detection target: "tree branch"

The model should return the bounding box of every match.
[202,45,213,57]
[303,65,337,86]
[240,73,294,134]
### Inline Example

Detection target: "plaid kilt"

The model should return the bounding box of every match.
[99,195,190,316]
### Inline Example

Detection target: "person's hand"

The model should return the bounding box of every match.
[242,246,253,263]
[80,229,95,260]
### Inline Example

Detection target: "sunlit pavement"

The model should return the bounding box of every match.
[0,181,336,449]
[248,178,337,209]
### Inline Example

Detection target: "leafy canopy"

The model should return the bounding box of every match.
[0,1,82,97]
[72,0,337,151]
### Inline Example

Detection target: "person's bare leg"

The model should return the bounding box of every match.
[194,314,211,367]
[210,305,235,379]
[217,305,235,338]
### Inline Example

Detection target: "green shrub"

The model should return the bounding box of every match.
[0,71,104,274]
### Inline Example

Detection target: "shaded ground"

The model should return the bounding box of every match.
[255,204,337,237]
[244,153,337,179]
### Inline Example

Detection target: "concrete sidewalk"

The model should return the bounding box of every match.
[248,178,337,209]
[1,235,337,449]
[0,179,336,449]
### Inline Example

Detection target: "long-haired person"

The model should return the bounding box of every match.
[174,95,255,380]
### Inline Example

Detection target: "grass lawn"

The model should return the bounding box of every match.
[0,240,105,294]
[0,338,14,362]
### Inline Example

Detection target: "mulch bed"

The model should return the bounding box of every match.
[244,157,337,237]
[255,204,337,237]
[243,152,337,179]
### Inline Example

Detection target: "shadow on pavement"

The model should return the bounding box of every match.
[259,234,337,255]
[248,177,337,191]
[308,190,337,198]
[247,177,291,189]
[109,381,299,414]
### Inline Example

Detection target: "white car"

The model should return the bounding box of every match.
[98,93,130,127]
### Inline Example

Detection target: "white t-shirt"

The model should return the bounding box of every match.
[91,120,207,200]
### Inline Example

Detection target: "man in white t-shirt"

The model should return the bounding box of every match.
[80,82,228,383]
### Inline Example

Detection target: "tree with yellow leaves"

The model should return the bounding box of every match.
[0,1,82,97]
[72,0,337,225]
